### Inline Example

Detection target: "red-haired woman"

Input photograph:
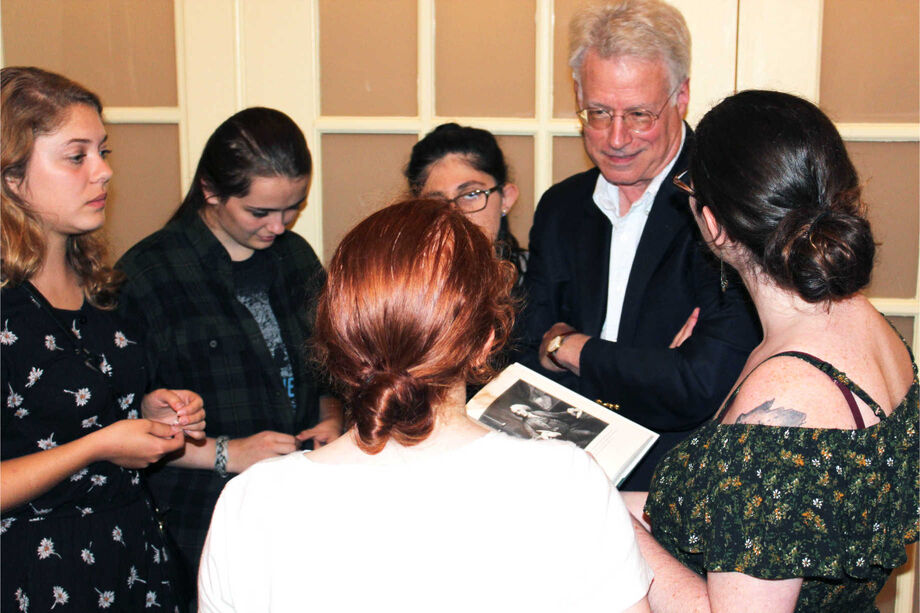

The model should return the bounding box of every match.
[198,199,653,612]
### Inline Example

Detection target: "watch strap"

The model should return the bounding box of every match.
[214,435,230,478]
[547,330,577,369]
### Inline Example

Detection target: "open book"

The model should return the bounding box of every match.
[466,362,659,487]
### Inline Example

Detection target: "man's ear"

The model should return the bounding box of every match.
[700,205,727,247]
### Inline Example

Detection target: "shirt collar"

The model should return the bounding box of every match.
[593,123,686,221]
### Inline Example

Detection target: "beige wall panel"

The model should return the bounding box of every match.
[846,142,919,299]
[821,0,919,123]
[322,134,418,259]
[553,0,737,125]
[495,136,535,249]
[1,0,177,107]
[552,0,581,120]
[436,0,536,117]
[736,0,822,102]
[319,0,417,116]
[104,124,182,263]
[552,135,593,184]
[180,0,240,179]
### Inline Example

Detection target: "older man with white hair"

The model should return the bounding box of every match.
[522,0,760,489]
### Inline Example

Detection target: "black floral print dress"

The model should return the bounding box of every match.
[646,348,919,612]
[1,284,182,612]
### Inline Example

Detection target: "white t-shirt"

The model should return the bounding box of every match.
[198,432,653,613]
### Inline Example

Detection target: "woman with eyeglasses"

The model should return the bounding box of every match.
[627,91,919,612]
[405,123,528,384]
[405,122,526,290]
[198,199,653,612]
[0,67,204,612]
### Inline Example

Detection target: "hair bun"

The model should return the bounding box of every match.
[352,370,433,453]
[766,205,875,302]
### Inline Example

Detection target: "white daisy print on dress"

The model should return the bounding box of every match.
[50,586,69,608]
[14,587,29,612]
[118,393,136,410]
[25,367,43,388]
[127,409,139,419]
[151,545,161,564]
[70,468,88,482]
[96,589,115,608]
[15,407,29,419]
[98,354,113,376]
[114,331,137,348]
[36,537,61,559]
[127,565,146,588]
[112,526,125,546]
[7,384,23,408]
[88,474,108,491]
[36,433,57,450]
[145,591,161,608]
[71,320,82,340]
[76,505,94,517]
[1,517,16,534]
[0,320,18,345]
[81,544,96,565]
[44,335,64,351]
[130,472,140,486]
[63,387,92,406]
[81,415,101,429]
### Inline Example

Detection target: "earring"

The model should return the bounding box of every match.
[720,257,727,292]
[501,209,508,217]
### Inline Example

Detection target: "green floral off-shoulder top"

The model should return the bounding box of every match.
[645,350,919,613]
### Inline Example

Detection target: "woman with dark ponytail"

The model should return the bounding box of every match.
[631,91,918,611]
[198,199,654,612]
[117,107,342,605]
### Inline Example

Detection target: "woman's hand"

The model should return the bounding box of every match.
[142,388,206,439]
[226,431,299,474]
[89,418,186,468]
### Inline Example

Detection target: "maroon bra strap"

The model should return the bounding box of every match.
[795,351,866,430]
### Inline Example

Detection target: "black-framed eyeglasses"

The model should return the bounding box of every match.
[672,169,695,197]
[577,82,683,133]
[448,184,504,214]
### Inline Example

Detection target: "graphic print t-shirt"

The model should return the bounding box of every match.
[232,252,297,412]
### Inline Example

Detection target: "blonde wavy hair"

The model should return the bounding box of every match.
[1,67,121,308]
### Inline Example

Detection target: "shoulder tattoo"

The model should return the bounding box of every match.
[735,399,807,427]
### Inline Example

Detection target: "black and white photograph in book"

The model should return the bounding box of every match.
[479,380,607,449]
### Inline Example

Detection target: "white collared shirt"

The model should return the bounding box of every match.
[594,125,686,341]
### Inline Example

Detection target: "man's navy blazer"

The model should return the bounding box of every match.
[521,132,761,489]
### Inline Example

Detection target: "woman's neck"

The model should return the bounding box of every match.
[30,236,84,309]
[737,265,859,352]
[309,381,489,465]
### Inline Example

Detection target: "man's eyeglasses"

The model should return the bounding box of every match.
[448,184,504,214]
[672,169,695,197]
[577,82,682,133]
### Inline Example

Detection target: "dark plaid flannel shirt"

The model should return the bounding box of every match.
[116,213,326,585]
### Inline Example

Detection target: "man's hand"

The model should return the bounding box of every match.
[538,322,590,375]
[669,307,700,349]
[141,389,206,440]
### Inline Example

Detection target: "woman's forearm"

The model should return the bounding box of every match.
[1,437,97,512]
[631,518,711,613]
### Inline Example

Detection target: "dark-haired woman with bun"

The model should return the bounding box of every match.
[627,91,918,612]
[198,199,653,612]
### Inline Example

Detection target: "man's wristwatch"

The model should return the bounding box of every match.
[546,331,577,369]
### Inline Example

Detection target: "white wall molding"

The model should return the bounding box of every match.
[837,123,920,142]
